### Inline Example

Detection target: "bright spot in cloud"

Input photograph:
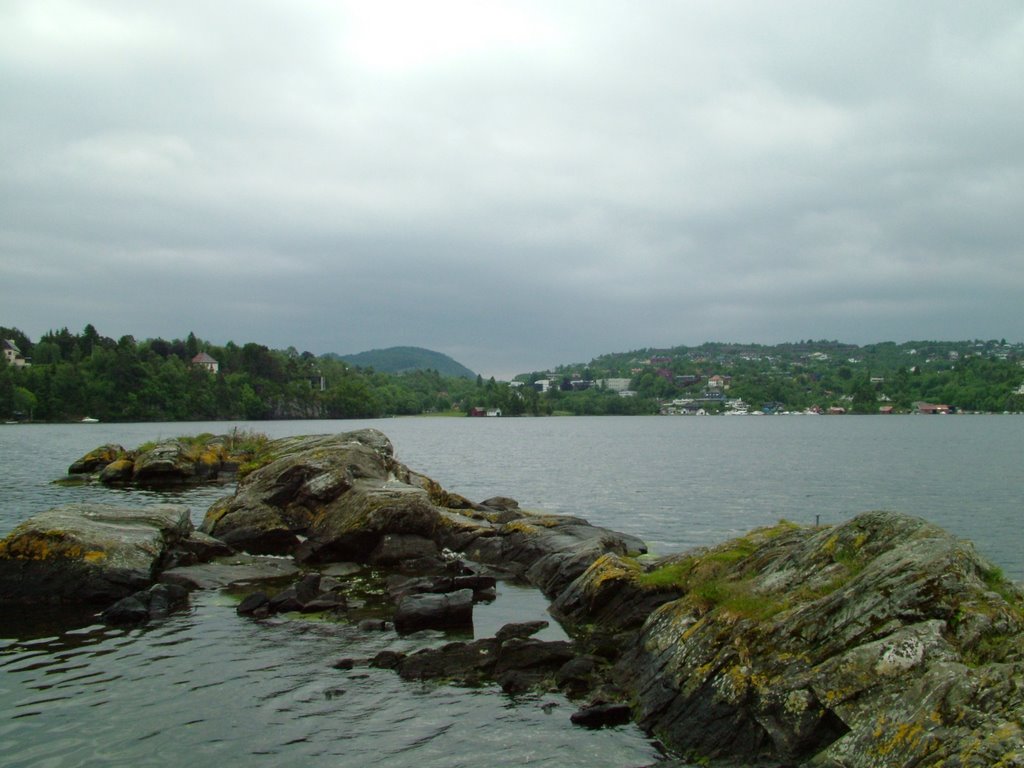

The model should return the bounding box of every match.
[343,0,558,72]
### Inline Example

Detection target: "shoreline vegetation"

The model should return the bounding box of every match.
[3,325,1024,423]
[2,428,1022,767]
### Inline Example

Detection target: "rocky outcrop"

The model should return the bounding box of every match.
[65,434,257,487]
[608,513,1024,767]
[0,503,195,604]
[199,430,646,595]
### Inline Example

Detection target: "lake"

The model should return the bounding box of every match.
[1,415,1021,767]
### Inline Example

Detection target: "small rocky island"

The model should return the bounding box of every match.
[2,429,1022,767]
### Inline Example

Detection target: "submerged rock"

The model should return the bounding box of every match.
[160,553,300,590]
[102,582,190,625]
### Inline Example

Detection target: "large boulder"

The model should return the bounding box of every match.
[618,512,1024,767]
[131,440,220,485]
[200,430,413,554]
[0,503,193,605]
[393,588,475,633]
[67,444,125,474]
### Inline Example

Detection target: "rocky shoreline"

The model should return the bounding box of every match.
[2,429,1022,767]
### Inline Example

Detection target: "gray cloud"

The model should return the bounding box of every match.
[2,1,1023,377]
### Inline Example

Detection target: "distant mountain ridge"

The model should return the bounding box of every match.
[329,346,477,379]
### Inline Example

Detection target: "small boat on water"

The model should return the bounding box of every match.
[79,416,100,423]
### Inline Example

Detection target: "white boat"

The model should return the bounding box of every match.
[79,416,100,423]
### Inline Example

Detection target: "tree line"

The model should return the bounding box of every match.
[3,327,1022,422]
[0,325,497,421]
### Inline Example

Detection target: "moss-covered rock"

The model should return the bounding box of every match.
[68,443,125,475]
[550,552,681,631]
[66,432,267,488]
[0,503,193,604]
[619,511,1024,767]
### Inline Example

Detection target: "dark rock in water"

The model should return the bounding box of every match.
[370,650,406,670]
[492,637,576,676]
[267,586,304,613]
[300,593,346,613]
[479,496,519,512]
[102,583,189,625]
[102,595,150,625]
[395,635,579,693]
[495,620,549,642]
[0,503,193,606]
[393,588,474,633]
[236,591,270,616]
[357,618,391,631]
[147,583,188,618]
[294,573,322,603]
[497,670,537,694]
[232,572,348,618]
[570,702,632,729]
[332,658,355,670]
[398,639,500,682]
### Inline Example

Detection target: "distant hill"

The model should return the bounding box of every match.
[329,346,477,379]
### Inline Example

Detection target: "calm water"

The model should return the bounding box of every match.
[1,416,1022,767]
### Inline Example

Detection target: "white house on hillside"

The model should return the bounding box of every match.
[191,352,219,374]
[2,339,29,368]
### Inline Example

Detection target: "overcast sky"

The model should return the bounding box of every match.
[2,1,1022,378]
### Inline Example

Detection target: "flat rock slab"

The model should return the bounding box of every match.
[0,503,192,604]
[160,554,301,590]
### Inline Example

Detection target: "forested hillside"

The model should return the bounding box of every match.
[3,327,1023,421]
[0,326,508,422]
[331,347,476,379]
